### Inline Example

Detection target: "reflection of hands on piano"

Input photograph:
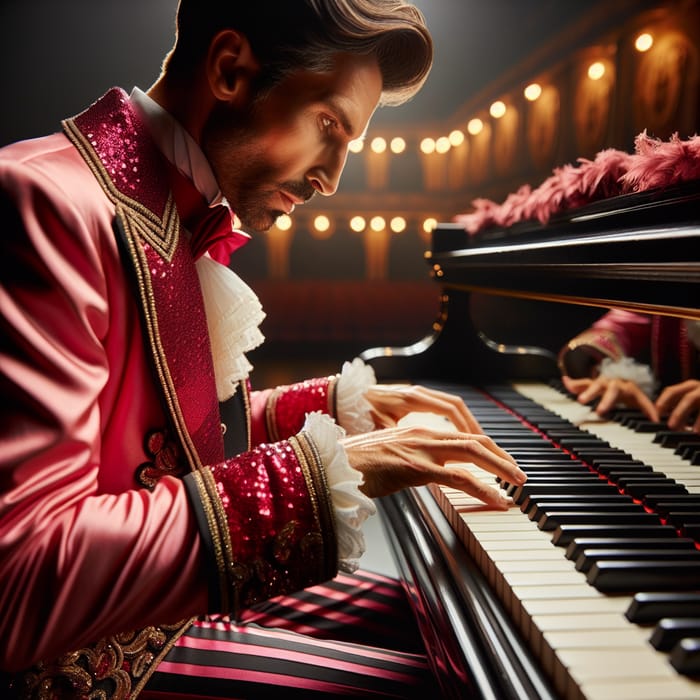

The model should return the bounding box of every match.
[340,423,526,509]
[562,374,659,423]
[364,383,483,433]
[656,379,700,432]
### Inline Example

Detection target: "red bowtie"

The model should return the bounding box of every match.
[168,163,250,266]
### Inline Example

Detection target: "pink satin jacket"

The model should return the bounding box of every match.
[0,89,339,696]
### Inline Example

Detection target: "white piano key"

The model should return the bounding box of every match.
[579,677,700,700]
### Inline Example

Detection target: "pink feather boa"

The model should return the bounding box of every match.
[454,131,700,234]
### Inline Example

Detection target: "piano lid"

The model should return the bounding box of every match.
[427,181,700,320]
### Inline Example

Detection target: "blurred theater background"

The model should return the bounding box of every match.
[2,0,698,382]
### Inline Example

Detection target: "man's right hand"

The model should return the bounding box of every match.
[341,425,526,509]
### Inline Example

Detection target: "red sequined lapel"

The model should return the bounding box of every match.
[63,88,224,469]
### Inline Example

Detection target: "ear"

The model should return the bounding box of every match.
[206,29,260,105]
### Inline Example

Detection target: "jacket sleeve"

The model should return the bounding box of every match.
[558,309,653,377]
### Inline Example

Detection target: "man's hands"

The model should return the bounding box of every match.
[656,379,700,432]
[341,424,526,510]
[562,375,700,432]
[562,374,659,421]
[364,384,482,433]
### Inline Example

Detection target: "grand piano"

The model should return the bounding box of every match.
[360,180,700,700]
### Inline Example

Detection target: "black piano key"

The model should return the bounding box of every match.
[587,560,700,593]
[644,492,696,509]
[679,443,700,462]
[512,482,619,505]
[527,501,643,523]
[538,510,660,532]
[521,493,633,517]
[575,548,700,574]
[682,525,700,543]
[677,441,700,459]
[607,471,667,486]
[665,512,700,529]
[609,408,645,423]
[595,463,653,477]
[654,430,700,448]
[627,420,666,433]
[670,638,700,676]
[624,482,688,499]
[493,438,552,448]
[505,476,602,497]
[507,450,577,462]
[570,449,630,462]
[590,457,641,470]
[653,497,700,515]
[554,437,610,450]
[517,465,592,473]
[615,475,673,490]
[552,523,678,547]
[650,618,700,652]
[566,537,698,562]
[626,592,700,624]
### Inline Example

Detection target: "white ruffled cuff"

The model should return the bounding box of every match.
[302,411,376,574]
[598,356,657,397]
[335,357,377,435]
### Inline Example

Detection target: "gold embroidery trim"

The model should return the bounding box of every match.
[288,433,337,578]
[62,118,179,262]
[115,206,202,472]
[190,469,236,613]
[19,619,193,700]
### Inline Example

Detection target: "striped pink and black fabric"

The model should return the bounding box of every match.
[141,570,438,698]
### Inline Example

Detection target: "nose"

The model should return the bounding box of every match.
[306,145,348,197]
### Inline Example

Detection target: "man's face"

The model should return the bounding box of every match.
[201,53,382,232]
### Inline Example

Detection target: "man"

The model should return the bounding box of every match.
[0,1,525,697]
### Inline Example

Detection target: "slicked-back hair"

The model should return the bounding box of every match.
[163,0,433,106]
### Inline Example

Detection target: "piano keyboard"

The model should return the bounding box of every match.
[423,381,700,700]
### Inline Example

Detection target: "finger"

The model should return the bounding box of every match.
[666,389,700,431]
[391,386,483,434]
[577,378,606,405]
[632,389,659,423]
[656,385,682,415]
[595,381,622,415]
[562,375,592,395]
[415,387,482,433]
[440,465,514,510]
[430,435,526,483]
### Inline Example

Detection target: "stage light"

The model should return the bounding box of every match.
[350,216,366,232]
[587,61,605,80]
[390,137,406,154]
[390,216,406,233]
[420,137,436,154]
[370,216,386,231]
[635,32,653,52]
[467,118,483,135]
[524,83,542,101]
[489,100,506,119]
[275,214,292,231]
[370,136,387,154]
